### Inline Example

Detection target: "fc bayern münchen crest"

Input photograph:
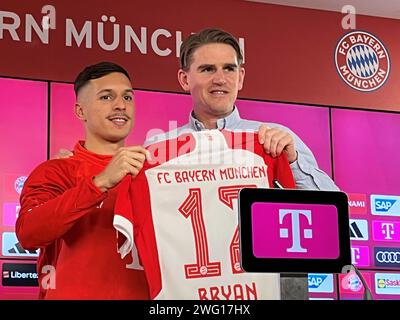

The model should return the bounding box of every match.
[14,176,27,194]
[335,31,390,92]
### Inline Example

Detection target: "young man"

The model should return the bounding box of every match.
[145,28,338,191]
[16,62,150,299]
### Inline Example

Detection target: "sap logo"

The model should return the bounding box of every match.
[308,274,326,288]
[308,274,334,293]
[375,200,396,212]
[371,195,400,216]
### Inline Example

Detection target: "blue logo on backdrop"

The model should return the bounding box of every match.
[374,199,396,212]
[1,232,39,257]
[371,195,400,216]
[308,274,334,293]
[14,176,27,195]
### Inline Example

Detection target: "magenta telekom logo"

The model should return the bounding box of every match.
[279,210,313,253]
[252,203,340,259]
[2,202,20,227]
[351,246,370,267]
[373,221,400,241]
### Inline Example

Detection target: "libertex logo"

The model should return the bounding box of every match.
[2,263,38,287]
[251,203,339,259]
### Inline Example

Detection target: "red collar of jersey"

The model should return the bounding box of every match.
[73,141,113,166]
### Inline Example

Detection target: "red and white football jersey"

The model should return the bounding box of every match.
[114,130,295,300]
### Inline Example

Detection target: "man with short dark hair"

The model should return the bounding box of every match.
[16,62,150,299]
[146,28,338,191]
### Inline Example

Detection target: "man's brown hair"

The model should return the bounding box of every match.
[179,28,243,71]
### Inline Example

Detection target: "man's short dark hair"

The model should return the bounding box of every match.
[74,62,131,95]
[179,28,243,71]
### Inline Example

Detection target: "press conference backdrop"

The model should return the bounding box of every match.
[1,78,399,300]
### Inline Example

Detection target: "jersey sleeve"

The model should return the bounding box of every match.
[248,132,296,189]
[266,152,296,189]
[114,173,152,260]
[113,175,135,259]
[16,160,107,250]
[114,165,163,297]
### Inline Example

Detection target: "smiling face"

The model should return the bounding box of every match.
[178,43,245,128]
[75,72,134,153]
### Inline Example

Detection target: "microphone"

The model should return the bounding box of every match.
[273,179,284,189]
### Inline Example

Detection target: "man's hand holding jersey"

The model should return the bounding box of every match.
[258,124,297,163]
[93,146,149,192]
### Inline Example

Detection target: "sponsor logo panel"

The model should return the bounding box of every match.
[1,232,39,257]
[347,193,367,215]
[351,246,370,267]
[374,247,400,268]
[308,274,334,293]
[2,263,38,287]
[349,219,369,241]
[339,272,371,295]
[371,195,400,216]
[375,273,400,295]
[2,202,20,227]
[372,221,400,241]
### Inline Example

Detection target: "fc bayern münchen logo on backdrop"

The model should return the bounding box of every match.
[335,31,390,92]
[14,176,27,194]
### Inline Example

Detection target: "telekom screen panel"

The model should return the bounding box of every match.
[252,203,339,259]
[239,188,351,273]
